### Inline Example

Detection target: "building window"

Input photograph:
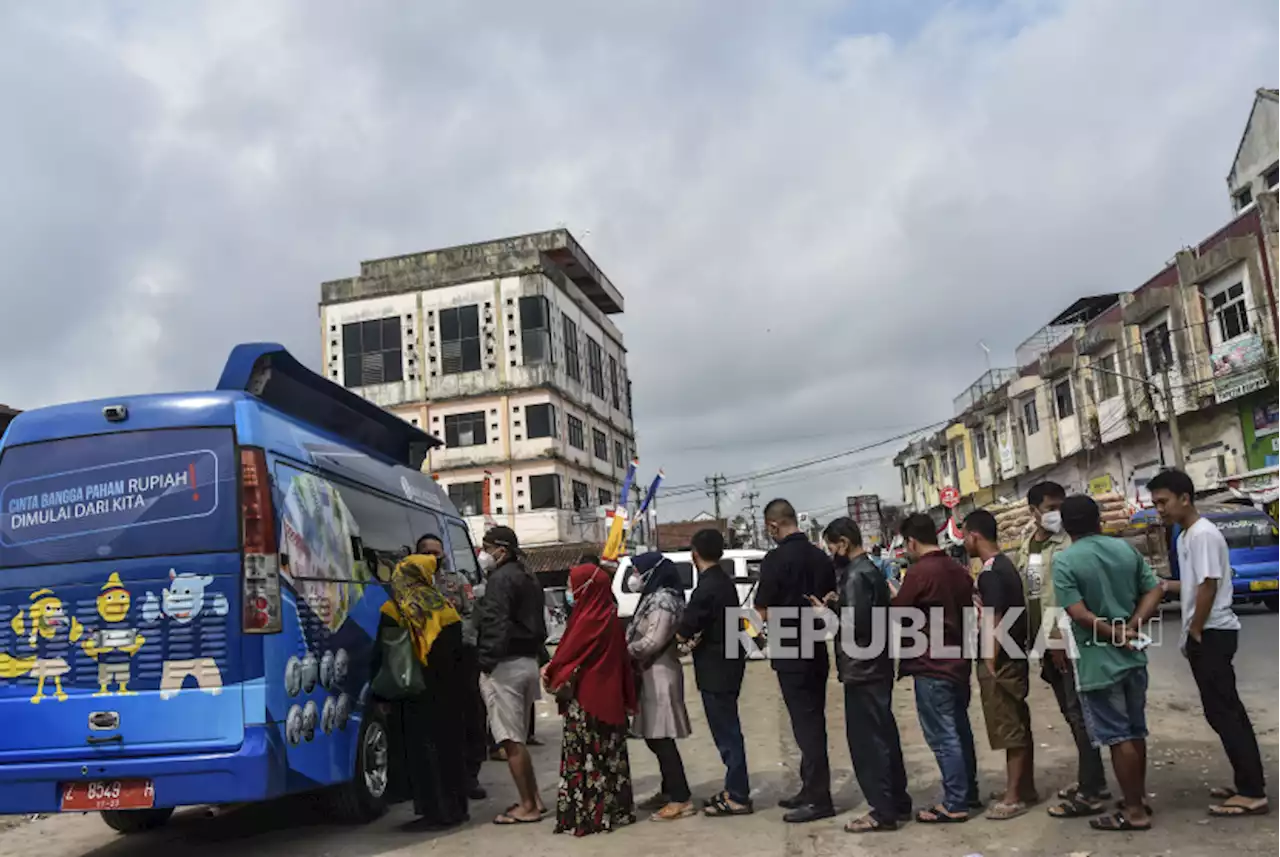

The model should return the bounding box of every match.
[613,439,625,468]
[519,295,552,365]
[1144,323,1174,373]
[1095,353,1120,400]
[440,305,482,374]
[953,441,966,472]
[443,411,487,447]
[342,318,403,386]
[526,403,556,439]
[1022,398,1040,436]
[1235,186,1254,211]
[608,356,620,408]
[563,316,581,381]
[529,474,560,510]
[571,480,590,511]
[974,431,987,460]
[598,488,612,507]
[586,336,605,398]
[1054,380,1075,419]
[1266,164,1279,190]
[567,414,585,450]
[626,378,633,418]
[1209,282,1250,344]
[447,481,485,516]
[593,428,608,461]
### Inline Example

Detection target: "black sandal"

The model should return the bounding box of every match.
[703,793,753,817]
[916,804,969,824]
[1115,799,1154,816]
[1090,811,1151,832]
[1057,783,1112,801]
[1047,795,1105,818]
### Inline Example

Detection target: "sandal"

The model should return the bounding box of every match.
[638,793,670,812]
[1208,799,1270,818]
[1090,810,1151,832]
[503,803,549,817]
[1057,783,1112,801]
[1047,795,1105,818]
[845,814,897,833]
[1115,799,1154,816]
[493,811,543,825]
[703,793,754,817]
[916,804,969,824]
[1209,787,1238,800]
[650,801,696,821]
[987,801,1029,821]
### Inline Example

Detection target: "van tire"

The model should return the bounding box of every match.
[325,705,390,824]
[1265,595,1278,613]
[101,808,173,834]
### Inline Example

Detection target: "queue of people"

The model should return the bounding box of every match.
[373,470,1268,838]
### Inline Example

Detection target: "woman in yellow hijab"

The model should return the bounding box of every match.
[378,553,470,829]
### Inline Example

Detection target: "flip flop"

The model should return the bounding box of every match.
[844,814,897,833]
[1208,801,1270,818]
[494,812,543,825]
[503,803,550,817]
[650,802,696,822]
[1209,787,1238,800]
[1057,783,1112,801]
[1047,795,1105,818]
[987,801,1029,821]
[916,805,969,824]
[1089,811,1151,832]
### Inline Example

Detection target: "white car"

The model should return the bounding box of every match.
[611,549,765,619]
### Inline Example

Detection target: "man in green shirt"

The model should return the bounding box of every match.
[1052,495,1165,834]
[1015,482,1107,818]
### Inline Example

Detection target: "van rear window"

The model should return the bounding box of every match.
[0,428,239,568]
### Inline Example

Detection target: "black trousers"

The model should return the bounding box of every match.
[776,669,832,808]
[644,738,691,802]
[844,681,911,824]
[1042,655,1108,797]
[1186,629,1267,799]
[459,646,486,786]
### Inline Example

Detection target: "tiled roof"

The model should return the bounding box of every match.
[522,541,602,575]
[656,519,728,551]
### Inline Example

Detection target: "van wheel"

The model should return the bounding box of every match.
[1265,595,1278,613]
[101,808,173,834]
[325,705,390,824]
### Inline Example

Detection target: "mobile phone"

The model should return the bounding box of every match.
[1130,633,1153,651]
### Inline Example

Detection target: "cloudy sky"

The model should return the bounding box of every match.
[2,0,1275,523]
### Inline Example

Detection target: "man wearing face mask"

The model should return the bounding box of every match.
[753,498,838,824]
[1014,482,1110,818]
[474,526,549,825]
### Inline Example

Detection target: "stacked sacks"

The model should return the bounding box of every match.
[989,499,1036,550]
[1095,491,1135,531]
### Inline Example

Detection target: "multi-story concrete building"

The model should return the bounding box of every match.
[896,88,1280,517]
[319,230,636,547]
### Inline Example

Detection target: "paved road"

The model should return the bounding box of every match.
[2,607,1275,857]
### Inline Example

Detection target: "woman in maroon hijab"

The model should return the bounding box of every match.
[543,562,637,836]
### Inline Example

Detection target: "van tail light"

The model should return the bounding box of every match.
[240,447,282,634]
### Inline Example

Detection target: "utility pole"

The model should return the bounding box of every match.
[744,490,760,549]
[706,474,727,524]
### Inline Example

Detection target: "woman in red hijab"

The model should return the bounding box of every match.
[543,561,637,836]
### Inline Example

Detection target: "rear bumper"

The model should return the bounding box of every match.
[1232,579,1279,600]
[0,727,278,813]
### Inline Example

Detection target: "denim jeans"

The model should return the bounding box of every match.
[701,690,751,804]
[914,675,979,814]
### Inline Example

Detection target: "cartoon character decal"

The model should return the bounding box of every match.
[82,572,145,696]
[142,569,229,700]
[0,589,85,703]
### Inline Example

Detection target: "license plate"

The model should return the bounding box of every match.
[60,780,154,812]
[1249,580,1278,592]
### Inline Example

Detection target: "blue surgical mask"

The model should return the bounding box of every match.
[565,588,575,608]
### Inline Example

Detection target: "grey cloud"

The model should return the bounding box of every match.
[0,0,1275,520]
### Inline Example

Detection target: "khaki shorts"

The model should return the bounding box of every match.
[978,659,1032,750]
[479,657,541,746]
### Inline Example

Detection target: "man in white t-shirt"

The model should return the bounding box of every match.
[1150,469,1267,818]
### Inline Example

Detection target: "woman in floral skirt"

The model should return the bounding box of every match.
[542,561,637,836]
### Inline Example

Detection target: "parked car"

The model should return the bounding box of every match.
[1131,504,1279,611]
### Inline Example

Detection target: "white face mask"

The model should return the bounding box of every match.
[1041,511,1064,535]
[626,571,647,593]
[477,550,497,573]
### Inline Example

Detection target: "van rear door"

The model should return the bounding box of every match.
[0,427,244,762]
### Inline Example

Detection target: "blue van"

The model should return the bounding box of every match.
[0,344,480,832]
[1132,504,1279,611]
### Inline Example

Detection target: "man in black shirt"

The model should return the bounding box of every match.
[964,509,1037,820]
[677,529,753,816]
[753,499,837,823]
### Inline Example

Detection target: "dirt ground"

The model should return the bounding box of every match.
[1,606,1275,857]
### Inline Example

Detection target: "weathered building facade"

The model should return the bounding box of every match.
[319,230,637,547]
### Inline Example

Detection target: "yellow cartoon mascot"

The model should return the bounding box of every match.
[82,573,145,696]
[0,589,85,703]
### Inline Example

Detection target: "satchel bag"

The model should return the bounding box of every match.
[370,597,427,701]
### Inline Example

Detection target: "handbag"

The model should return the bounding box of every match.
[371,598,427,700]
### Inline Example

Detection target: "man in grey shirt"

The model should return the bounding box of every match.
[1150,470,1267,818]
